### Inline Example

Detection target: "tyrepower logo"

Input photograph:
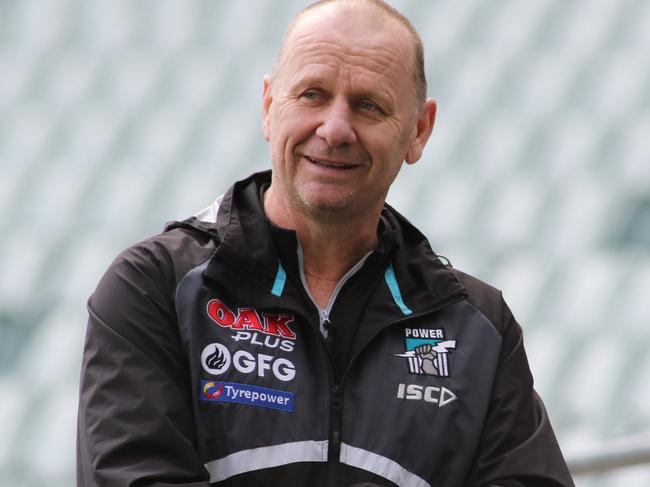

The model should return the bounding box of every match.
[207,299,296,339]
[396,383,457,407]
[201,343,296,382]
[200,381,295,412]
[202,381,224,399]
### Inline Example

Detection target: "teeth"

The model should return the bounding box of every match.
[308,157,354,169]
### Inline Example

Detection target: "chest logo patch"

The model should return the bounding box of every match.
[200,381,295,412]
[201,342,296,382]
[207,298,296,339]
[394,327,456,377]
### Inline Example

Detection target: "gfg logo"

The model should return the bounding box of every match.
[396,383,457,407]
[201,343,296,382]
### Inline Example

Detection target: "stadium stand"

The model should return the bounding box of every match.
[0,1,648,485]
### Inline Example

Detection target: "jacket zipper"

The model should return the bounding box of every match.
[297,243,372,337]
[295,245,373,483]
[329,383,343,459]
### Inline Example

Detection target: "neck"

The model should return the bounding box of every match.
[298,219,376,280]
[264,188,380,308]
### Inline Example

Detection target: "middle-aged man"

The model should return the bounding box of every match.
[77,1,575,486]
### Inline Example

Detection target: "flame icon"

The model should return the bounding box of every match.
[201,343,231,375]
[206,345,227,369]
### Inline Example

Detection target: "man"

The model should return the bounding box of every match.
[77,1,574,486]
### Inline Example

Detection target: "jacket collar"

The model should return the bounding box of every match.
[379,203,467,314]
[168,170,467,317]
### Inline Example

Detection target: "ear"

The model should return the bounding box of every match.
[405,98,437,164]
[262,75,273,141]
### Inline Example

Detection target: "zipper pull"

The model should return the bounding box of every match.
[321,309,333,349]
[321,309,332,331]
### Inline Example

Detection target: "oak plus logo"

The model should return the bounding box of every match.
[206,299,296,339]
[201,343,296,382]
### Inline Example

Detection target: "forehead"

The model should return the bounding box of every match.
[279,5,415,91]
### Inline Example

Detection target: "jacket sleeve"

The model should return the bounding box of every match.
[77,240,211,486]
[466,300,575,487]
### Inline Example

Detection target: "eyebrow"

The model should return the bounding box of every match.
[290,72,395,109]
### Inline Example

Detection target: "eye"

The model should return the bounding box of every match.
[300,89,323,101]
[358,99,384,114]
[359,100,377,110]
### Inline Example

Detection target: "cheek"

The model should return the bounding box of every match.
[364,130,403,163]
[271,108,311,147]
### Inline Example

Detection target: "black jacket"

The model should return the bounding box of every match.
[77,171,574,487]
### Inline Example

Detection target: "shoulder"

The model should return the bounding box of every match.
[451,268,527,380]
[113,224,217,283]
[84,225,220,355]
[451,268,513,336]
[91,224,218,314]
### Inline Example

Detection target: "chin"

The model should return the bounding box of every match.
[301,194,357,215]
[307,198,350,213]
[295,183,349,209]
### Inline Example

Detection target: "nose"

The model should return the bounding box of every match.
[315,99,357,147]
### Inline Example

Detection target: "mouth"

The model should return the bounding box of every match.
[304,156,359,170]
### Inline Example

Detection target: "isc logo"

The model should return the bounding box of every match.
[396,383,457,407]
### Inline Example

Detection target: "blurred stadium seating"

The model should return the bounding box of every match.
[0,1,648,485]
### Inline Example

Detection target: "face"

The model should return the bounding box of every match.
[263,5,436,222]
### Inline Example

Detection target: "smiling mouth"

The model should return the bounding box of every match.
[305,156,358,169]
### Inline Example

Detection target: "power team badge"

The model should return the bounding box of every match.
[394,327,456,377]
